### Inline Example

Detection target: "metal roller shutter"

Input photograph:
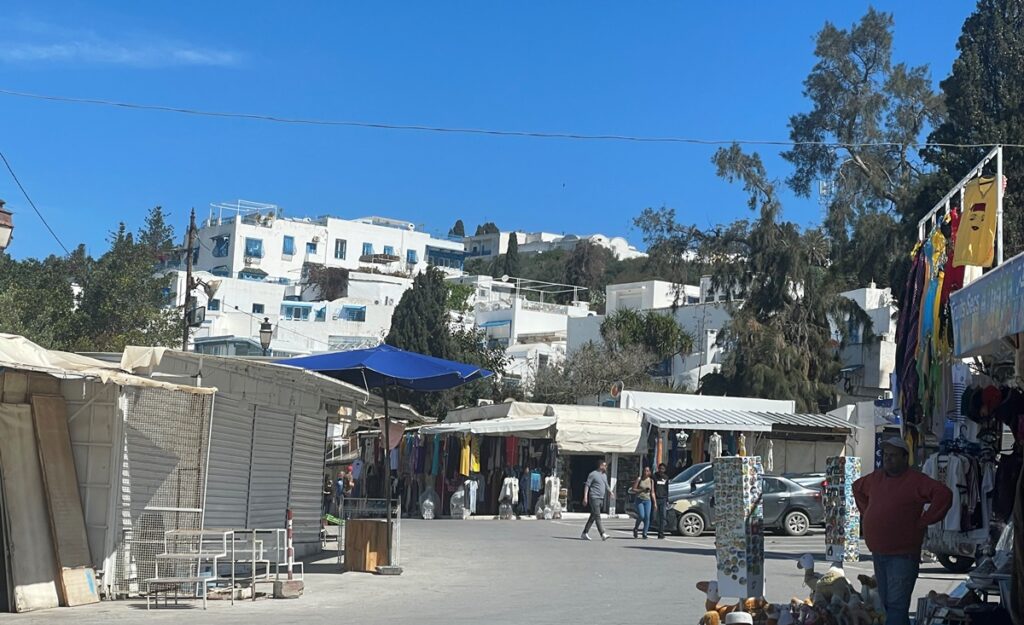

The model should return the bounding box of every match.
[248,406,294,529]
[289,413,327,555]
[203,397,255,530]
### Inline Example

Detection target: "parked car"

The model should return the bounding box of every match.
[666,475,824,537]
[784,472,828,494]
[667,462,713,502]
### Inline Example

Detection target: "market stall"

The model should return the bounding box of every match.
[418,402,643,517]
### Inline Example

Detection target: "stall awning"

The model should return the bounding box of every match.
[421,416,555,437]
[0,334,215,394]
[643,407,772,432]
[441,402,642,454]
[950,251,1024,358]
[642,407,854,433]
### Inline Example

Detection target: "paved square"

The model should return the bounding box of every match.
[0,518,964,625]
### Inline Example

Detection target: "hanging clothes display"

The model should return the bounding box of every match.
[470,436,481,473]
[708,432,723,459]
[766,440,774,472]
[952,176,998,268]
[737,433,747,457]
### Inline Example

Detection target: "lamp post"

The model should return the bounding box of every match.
[0,201,13,252]
[259,317,273,356]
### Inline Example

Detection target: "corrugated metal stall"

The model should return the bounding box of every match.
[126,350,418,558]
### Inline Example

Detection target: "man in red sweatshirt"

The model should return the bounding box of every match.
[854,437,952,625]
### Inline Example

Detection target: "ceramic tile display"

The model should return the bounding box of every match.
[824,456,861,563]
[714,456,765,599]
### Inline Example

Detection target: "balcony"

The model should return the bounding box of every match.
[359,253,401,265]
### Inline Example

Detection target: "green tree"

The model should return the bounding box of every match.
[385,267,512,416]
[782,8,942,288]
[564,241,611,299]
[922,0,1024,257]
[138,206,176,260]
[449,219,466,238]
[601,309,694,361]
[72,223,180,352]
[474,222,500,236]
[639,145,866,412]
[502,234,520,278]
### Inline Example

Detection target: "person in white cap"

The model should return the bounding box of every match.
[853,436,952,625]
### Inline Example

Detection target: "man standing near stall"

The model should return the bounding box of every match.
[854,437,952,625]
[654,463,670,539]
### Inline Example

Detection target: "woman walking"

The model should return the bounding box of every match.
[632,466,656,539]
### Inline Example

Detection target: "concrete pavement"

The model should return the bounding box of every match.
[0,518,965,625]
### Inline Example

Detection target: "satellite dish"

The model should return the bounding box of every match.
[610,380,624,398]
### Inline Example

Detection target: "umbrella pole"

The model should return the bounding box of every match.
[380,382,400,574]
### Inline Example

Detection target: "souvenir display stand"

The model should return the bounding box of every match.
[824,456,861,563]
[713,456,765,600]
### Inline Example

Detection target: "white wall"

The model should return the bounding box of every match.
[620,389,795,413]
[169,269,408,355]
[194,211,463,281]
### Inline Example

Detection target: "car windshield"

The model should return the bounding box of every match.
[671,463,708,483]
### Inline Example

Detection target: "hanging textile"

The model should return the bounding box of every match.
[378,418,405,450]
[431,435,441,475]
[766,440,774,472]
[692,431,705,463]
[708,432,723,459]
[738,433,747,457]
[470,436,481,473]
[459,435,471,476]
[953,176,998,268]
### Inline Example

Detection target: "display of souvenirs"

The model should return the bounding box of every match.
[713,456,765,599]
[824,456,861,563]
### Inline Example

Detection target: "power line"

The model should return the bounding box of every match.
[0,87,1019,150]
[0,149,71,255]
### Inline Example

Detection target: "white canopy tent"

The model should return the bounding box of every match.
[443,402,642,454]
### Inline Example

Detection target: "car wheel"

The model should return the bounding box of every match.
[783,510,810,537]
[937,554,975,574]
[677,511,705,537]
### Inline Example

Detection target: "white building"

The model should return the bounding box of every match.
[463,229,646,261]
[447,274,594,387]
[570,277,897,399]
[167,269,409,356]
[833,282,898,404]
[191,201,466,282]
[568,279,733,390]
[162,201,466,355]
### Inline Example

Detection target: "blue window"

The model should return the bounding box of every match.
[238,270,266,281]
[306,241,318,255]
[192,248,200,265]
[334,239,347,260]
[252,303,264,314]
[245,237,264,258]
[208,299,221,312]
[211,265,230,277]
[362,242,373,256]
[383,245,395,256]
[281,304,311,321]
[340,306,366,322]
[315,307,327,322]
[282,235,295,256]
[407,249,418,264]
[212,235,230,258]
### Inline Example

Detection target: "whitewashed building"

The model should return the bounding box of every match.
[447,274,594,387]
[463,229,646,261]
[162,202,466,355]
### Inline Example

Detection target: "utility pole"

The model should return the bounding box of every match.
[182,208,197,351]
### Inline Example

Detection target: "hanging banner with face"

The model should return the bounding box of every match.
[952,176,997,268]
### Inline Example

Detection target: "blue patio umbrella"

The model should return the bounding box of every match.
[277,344,492,571]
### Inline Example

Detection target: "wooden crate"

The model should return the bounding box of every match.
[344,520,389,573]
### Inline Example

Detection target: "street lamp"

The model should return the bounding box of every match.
[259,317,273,356]
[0,201,13,252]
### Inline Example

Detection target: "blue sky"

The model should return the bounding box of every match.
[1,2,975,260]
